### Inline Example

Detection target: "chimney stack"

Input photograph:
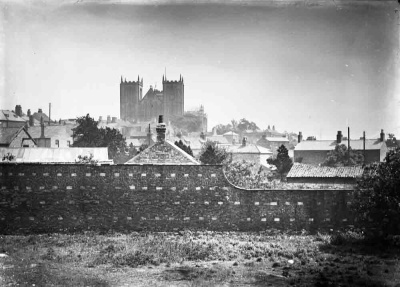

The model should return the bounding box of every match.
[29,115,34,127]
[380,129,385,142]
[298,131,303,143]
[200,132,206,140]
[156,115,166,142]
[337,131,343,144]
[38,108,42,113]
[48,103,51,125]
[40,117,45,138]
[15,105,22,117]
[147,124,152,145]
[242,137,247,146]
[99,116,103,122]
[27,109,31,117]
[107,115,111,124]
[112,117,117,123]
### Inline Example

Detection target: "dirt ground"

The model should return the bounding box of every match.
[1,231,400,286]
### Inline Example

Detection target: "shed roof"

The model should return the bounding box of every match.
[287,163,364,178]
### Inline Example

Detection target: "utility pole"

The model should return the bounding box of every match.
[347,126,350,165]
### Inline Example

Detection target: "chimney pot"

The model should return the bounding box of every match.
[380,129,385,142]
[298,131,303,143]
[337,131,342,144]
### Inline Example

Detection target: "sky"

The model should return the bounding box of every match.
[1,0,399,139]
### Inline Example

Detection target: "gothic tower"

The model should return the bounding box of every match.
[120,76,143,121]
[162,74,184,122]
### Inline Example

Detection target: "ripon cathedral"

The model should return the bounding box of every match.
[120,74,184,123]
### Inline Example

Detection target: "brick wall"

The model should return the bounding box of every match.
[0,163,354,234]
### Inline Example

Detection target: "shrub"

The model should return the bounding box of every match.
[353,147,400,237]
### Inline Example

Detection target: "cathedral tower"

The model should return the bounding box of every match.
[162,74,184,122]
[120,76,143,121]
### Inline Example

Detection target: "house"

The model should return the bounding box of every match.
[287,163,364,184]
[0,127,36,148]
[226,137,273,171]
[223,131,239,144]
[125,115,200,165]
[294,130,388,165]
[256,134,290,155]
[0,110,27,128]
[0,147,111,163]
[27,122,74,148]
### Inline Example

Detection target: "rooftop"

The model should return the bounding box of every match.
[287,163,364,178]
[0,147,110,163]
[125,140,200,165]
[0,110,26,122]
[295,139,385,151]
[227,144,273,154]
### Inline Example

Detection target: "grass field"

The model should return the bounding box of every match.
[1,230,400,286]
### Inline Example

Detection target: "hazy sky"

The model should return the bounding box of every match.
[1,0,399,139]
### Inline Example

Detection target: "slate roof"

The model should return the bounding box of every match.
[0,127,35,146]
[287,163,364,178]
[227,144,273,155]
[27,125,74,140]
[32,111,50,122]
[295,139,385,151]
[125,140,200,165]
[0,110,26,122]
[0,147,110,163]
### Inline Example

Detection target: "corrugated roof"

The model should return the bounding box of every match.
[0,147,110,163]
[0,110,26,122]
[287,163,364,178]
[295,139,385,151]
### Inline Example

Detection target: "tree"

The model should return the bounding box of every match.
[199,141,229,165]
[224,160,270,189]
[267,145,293,180]
[213,124,233,135]
[72,114,128,163]
[237,118,259,133]
[353,147,400,237]
[175,140,194,157]
[73,114,102,147]
[322,144,364,167]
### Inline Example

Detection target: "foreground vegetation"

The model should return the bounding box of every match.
[1,230,400,286]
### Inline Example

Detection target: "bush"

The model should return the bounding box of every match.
[353,147,400,237]
[199,141,229,165]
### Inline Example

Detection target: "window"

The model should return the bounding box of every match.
[55,140,59,147]
[67,141,71,147]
